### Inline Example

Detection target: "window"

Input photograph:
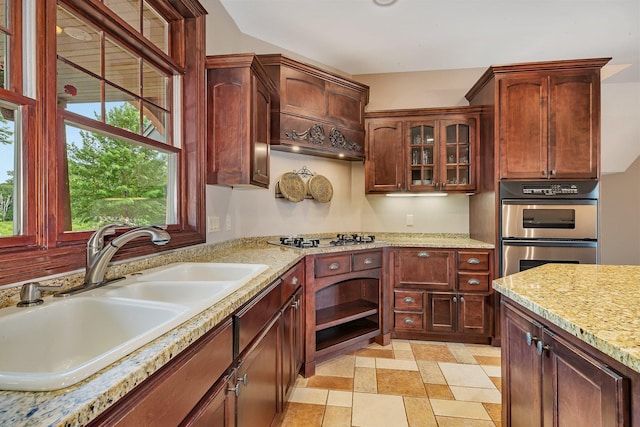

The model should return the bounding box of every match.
[0,0,207,286]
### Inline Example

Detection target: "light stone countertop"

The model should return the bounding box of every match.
[493,264,640,374]
[0,233,492,426]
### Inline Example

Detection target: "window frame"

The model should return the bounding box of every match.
[0,0,206,286]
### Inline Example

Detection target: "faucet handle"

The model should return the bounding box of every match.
[88,223,124,250]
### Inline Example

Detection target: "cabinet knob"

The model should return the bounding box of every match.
[542,170,548,176]
[291,299,300,309]
[467,279,481,285]
[228,383,240,397]
[467,258,480,265]
[460,296,465,303]
[551,169,557,176]
[403,296,415,303]
[536,340,550,356]
[329,262,340,270]
[291,276,299,285]
[403,317,414,324]
[397,183,401,189]
[417,251,430,258]
[525,332,538,346]
[364,258,374,264]
[453,296,457,303]
[238,373,248,385]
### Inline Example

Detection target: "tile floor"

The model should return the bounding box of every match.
[280,340,502,427]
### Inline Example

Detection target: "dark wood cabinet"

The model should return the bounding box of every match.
[304,249,385,376]
[364,107,481,194]
[182,369,237,427]
[390,248,492,343]
[502,299,629,427]
[258,54,369,160]
[280,262,304,407]
[498,69,601,179]
[205,54,277,188]
[365,119,404,192]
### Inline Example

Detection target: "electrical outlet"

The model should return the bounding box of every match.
[225,215,232,231]
[207,215,220,232]
[406,214,414,226]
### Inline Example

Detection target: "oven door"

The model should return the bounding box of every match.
[501,240,597,277]
[501,201,597,240]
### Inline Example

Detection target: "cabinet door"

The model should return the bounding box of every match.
[406,120,437,191]
[365,120,404,193]
[457,294,488,335]
[548,71,599,179]
[394,249,455,291]
[440,119,475,192]
[428,293,456,333]
[499,75,549,179]
[236,316,280,427]
[542,329,629,427]
[502,303,544,427]
[182,370,237,427]
[281,287,303,406]
[252,74,270,186]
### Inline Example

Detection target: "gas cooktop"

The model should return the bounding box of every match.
[268,234,378,249]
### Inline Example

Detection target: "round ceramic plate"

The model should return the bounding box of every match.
[307,174,333,203]
[278,172,306,202]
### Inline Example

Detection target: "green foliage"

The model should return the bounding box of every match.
[66,103,168,228]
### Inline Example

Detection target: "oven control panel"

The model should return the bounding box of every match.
[522,184,578,196]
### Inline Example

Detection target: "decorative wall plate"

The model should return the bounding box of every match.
[307,174,333,203]
[278,172,306,202]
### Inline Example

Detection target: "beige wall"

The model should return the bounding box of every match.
[600,157,640,265]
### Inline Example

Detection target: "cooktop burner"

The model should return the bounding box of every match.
[270,234,377,249]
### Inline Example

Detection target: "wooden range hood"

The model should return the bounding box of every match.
[258,54,370,161]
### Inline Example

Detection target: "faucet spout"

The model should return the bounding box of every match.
[83,225,171,287]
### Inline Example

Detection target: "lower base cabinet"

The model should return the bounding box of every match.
[88,261,305,427]
[502,298,630,427]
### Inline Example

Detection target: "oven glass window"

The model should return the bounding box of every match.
[522,209,575,229]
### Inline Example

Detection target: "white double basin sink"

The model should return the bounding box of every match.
[0,262,269,391]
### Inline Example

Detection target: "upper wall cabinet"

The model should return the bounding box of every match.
[365,107,481,194]
[466,58,610,180]
[206,54,277,188]
[258,54,369,161]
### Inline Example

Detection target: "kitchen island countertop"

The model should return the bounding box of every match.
[493,263,640,374]
[0,233,492,426]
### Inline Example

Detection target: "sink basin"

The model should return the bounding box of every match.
[136,262,269,283]
[0,297,188,391]
[0,262,270,391]
[104,281,237,305]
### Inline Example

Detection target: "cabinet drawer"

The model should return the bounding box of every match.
[352,250,382,271]
[236,280,282,355]
[315,253,351,277]
[394,312,425,331]
[394,290,424,310]
[458,273,490,292]
[281,261,304,303]
[458,251,490,271]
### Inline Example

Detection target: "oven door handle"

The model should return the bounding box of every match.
[501,239,597,248]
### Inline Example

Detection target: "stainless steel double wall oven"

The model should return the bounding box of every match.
[500,181,599,277]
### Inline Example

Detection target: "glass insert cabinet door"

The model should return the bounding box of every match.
[406,119,474,191]
[408,122,436,188]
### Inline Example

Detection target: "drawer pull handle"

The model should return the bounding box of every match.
[525,332,538,347]
[403,297,415,303]
[417,251,430,258]
[329,262,340,270]
[228,383,240,397]
[467,258,480,265]
[467,279,481,285]
[291,276,299,285]
[238,373,248,385]
[291,299,300,309]
[403,317,414,324]
[364,257,374,265]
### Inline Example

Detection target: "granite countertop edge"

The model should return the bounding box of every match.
[0,233,493,426]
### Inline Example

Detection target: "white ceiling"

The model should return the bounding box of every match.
[216,0,640,174]
[218,0,639,83]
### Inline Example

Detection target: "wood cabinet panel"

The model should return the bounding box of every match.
[394,290,424,311]
[205,54,276,188]
[182,369,236,427]
[458,294,489,335]
[315,253,352,277]
[394,249,455,291]
[393,311,425,332]
[458,251,490,271]
[458,272,490,292]
[365,119,404,192]
[236,280,282,357]
[352,250,382,271]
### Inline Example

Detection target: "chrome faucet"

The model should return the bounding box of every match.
[55,224,170,297]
